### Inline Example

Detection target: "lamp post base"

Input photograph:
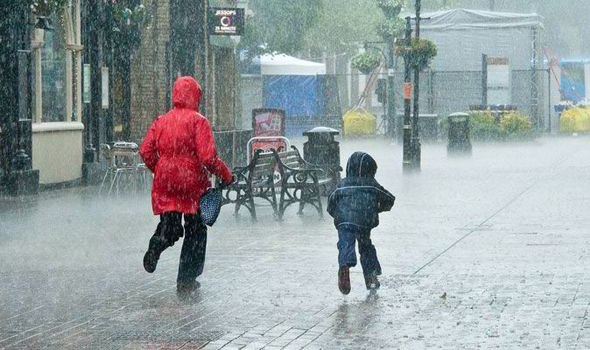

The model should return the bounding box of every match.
[8,169,40,196]
[403,138,422,173]
[82,162,103,186]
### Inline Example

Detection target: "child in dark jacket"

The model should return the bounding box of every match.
[327,152,395,294]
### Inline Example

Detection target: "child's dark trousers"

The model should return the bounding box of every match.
[337,224,382,276]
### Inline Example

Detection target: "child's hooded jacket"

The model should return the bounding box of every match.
[327,152,395,229]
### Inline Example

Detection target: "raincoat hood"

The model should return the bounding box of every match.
[346,151,377,178]
[173,76,202,111]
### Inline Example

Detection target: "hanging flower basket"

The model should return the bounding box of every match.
[376,0,403,18]
[396,38,438,71]
[113,3,148,30]
[30,0,67,16]
[377,17,405,39]
[351,51,382,75]
[112,3,150,52]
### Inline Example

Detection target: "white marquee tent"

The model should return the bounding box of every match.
[258,53,326,75]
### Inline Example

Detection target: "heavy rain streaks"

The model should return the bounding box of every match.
[1,0,590,349]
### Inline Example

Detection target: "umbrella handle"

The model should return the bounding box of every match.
[216,175,235,190]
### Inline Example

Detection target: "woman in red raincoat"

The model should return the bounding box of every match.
[140,76,233,297]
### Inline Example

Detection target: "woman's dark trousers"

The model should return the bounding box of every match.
[147,212,208,284]
[337,224,382,276]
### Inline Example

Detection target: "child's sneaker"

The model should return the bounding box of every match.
[364,272,380,291]
[338,265,351,295]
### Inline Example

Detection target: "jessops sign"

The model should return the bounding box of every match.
[208,8,245,36]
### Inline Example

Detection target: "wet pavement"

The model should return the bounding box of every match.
[1,136,590,349]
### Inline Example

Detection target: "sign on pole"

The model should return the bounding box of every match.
[101,67,109,109]
[403,82,413,100]
[208,8,245,36]
[484,55,511,105]
[83,64,90,104]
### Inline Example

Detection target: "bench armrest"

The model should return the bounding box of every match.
[232,165,248,174]
[287,145,329,175]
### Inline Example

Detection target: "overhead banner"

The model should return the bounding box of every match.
[208,8,245,36]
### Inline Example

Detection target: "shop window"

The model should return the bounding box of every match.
[41,13,66,122]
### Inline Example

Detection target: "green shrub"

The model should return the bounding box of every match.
[469,111,505,141]
[500,112,534,139]
[440,111,534,142]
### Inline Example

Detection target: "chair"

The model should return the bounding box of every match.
[98,143,146,196]
[135,162,151,193]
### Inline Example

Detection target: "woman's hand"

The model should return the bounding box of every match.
[218,175,235,189]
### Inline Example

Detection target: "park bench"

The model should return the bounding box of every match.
[272,146,330,219]
[221,149,278,220]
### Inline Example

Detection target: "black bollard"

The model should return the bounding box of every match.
[303,127,342,193]
[447,113,472,156]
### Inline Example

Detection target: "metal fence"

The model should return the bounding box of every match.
[240,68,552,138]
[355,68,552,132]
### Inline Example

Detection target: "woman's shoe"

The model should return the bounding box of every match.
[338,266,351,295]
[143,249,160,273]
[177,280,200,300]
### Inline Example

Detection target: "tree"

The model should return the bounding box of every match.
[303,0,384,54]
[418,0,460,10]
[240,0,322,57]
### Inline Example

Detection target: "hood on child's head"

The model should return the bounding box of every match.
[346,152,377,178]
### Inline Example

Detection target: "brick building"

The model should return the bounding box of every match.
[125,0,241,144]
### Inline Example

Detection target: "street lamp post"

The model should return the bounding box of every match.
[386,37,396,141]
[411,0,422,171]
[104,0,114,144]
[402,17,413,171]
[0,1,40,195]
[84,0,100,163]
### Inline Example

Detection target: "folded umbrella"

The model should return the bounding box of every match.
[199,187,223,226]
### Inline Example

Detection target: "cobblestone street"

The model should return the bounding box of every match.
[1,137,590,349]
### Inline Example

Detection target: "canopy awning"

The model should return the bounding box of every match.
[259,54,326,75]
[414,8,544,31]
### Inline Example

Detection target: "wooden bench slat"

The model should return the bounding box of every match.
[278,152,297,158]
[252,167,273,178]
[253,163,273,170]
[283,161,300,168]
[254,157,274,165]
[222,150,278,220]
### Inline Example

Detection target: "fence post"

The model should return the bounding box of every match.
[481,54,488,106]
[428,70,435,114]
[530,26,542,131]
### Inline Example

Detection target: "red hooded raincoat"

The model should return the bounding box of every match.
[140,76,232,215]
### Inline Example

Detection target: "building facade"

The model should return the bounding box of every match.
[31,1,84,185]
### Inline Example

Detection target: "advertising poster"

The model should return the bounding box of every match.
[251,108,286,153]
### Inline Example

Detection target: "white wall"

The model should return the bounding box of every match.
[32,122,84,184]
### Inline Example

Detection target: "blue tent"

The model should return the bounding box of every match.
[243,54,327,136]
